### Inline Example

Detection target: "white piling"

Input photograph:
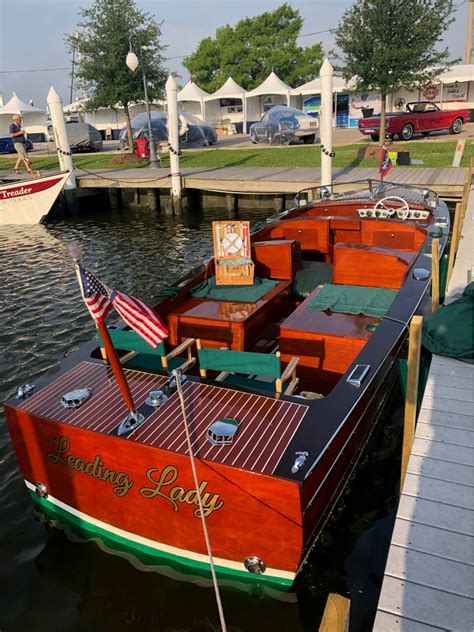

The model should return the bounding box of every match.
[320,58,334,191]
[165,75,182,207]
[47,86,76,189]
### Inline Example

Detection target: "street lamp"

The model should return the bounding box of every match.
[126,39,159,168]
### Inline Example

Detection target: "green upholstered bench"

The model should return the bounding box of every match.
[292,263,333,300]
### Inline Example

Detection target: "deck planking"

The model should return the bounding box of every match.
[72,166,466,199]
[373,184,474,631]
[18,360,308,476]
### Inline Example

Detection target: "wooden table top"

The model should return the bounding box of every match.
[280,286,377,340]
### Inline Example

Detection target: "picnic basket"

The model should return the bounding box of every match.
[212,221,255,286]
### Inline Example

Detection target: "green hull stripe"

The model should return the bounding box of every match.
[27,488,293,588]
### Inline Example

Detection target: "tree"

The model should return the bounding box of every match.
[334,0,456,144]
[183,4,324,91]
[67,0,167,150]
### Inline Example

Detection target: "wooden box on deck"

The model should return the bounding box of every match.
[251,239,301,280]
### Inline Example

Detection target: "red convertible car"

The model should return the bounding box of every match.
[358,101,470,141]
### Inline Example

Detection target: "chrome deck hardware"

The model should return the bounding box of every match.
[61,388,92,409]
[413,268,430,281]
[117,410,146,436]
[167,371,187,395]
[244,556,266,575]
[145,390,169,408]
[347,364,371,387]
[206,418,240,445]
[35,482,48,498]
[291,451,309,474]
[16,383,35,399]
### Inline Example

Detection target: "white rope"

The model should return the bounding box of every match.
[173,370,227,632]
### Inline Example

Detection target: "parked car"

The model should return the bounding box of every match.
[0,136,34,154]
[358,101,471,141]
[65,122,103,152]
[249,105,319,145]
[121,111,218,156]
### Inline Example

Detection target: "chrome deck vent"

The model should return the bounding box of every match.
[61,388,92,409]
[413,268,430,281]
[206,418,240,446]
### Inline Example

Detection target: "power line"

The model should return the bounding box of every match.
[0,67,69,74]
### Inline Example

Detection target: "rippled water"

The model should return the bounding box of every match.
[0,203,403,631]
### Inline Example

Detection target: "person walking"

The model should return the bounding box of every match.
[9,115,33,175]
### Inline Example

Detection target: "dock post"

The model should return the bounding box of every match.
[400,315,423,489]
[320,58,334,191]
[47,86,76,189]
[166,75,182,214]
[319,593,350,632]
[431,238,440,312]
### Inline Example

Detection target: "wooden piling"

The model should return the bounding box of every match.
[319,593,350,632]
[447,202,462,285]
[400,315,423,489]
[431,237,440,313]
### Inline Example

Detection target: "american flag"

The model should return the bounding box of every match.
[110,290,169,348]
[379,146,393,179]
[76,265,113,322]
[76,265,168,347]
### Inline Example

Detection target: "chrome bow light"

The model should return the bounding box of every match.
[35,483,48,498]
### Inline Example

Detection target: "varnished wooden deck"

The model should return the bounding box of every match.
[74,166,466,199]
[374,185,474,630]
[19,361,308,476]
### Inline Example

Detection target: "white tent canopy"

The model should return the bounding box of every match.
[0,92,47,137]
[203,77,247,127]
[177,80,209,119]
[204,76,247,101]
[291,75,351,96]
[0,92,45,114]
[244,71,292,130]
[436,64,474,84]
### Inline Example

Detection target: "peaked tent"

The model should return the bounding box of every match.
[244,71,292,131]
[204,77,247,128]
[177,80,209,120]
[0,92,47,137]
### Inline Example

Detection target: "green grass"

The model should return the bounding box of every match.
[0,139,472,173]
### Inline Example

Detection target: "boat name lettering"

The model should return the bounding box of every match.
[47,435,133,497]
[140,466,224,518]
[0,186,33,199]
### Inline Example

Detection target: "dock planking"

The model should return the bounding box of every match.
[73,166,467,200]
[373,184,474,631]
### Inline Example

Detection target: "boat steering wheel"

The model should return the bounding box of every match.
[374,195,410,220]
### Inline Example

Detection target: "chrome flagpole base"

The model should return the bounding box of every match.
[117,409,145,436]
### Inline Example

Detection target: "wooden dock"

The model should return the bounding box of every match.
[373,185,474,630]
[74,166,466,201]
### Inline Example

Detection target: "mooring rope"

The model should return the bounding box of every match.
[172,370,227,632]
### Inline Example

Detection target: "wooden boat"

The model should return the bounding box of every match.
[4,180,449,589]
[0,171,69,225]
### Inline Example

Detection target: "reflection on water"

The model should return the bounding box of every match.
[0,204,402,631]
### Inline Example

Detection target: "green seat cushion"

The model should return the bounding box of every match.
[101,329,166,355]
[198,348,281,378]
[307,284,396,317]
[422,282,474,364]
[292,264,333,300]
[190,276,278,303]
[223,374,276,392]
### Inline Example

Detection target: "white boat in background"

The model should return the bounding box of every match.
[0,171,70,225]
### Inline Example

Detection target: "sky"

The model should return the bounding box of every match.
[0,0,468,108]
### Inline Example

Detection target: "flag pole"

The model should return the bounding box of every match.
[96,319,137,412]
[72,258,137,414]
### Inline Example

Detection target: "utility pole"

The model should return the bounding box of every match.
[69,43,76,105]
[466,0,474,64]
